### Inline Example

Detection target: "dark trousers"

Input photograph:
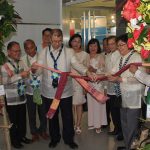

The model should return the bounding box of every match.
[26,94,47,134]
[6,103,26,145]
[108,95,122,133]
[120,108,141,150]
[42,96,75,143]
[106,99,111,126]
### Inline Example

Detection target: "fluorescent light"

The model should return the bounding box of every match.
[65,0,94,6]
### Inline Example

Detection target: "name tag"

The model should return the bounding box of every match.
[0,85,5,96]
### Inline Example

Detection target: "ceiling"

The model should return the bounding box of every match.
[63,0,115,8]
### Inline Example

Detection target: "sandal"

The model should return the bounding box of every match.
[76,126,81,134]
[95,128,102,134]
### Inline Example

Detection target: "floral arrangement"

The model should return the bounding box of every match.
[122,0,150,61]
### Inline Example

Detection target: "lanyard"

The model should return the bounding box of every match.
[49,44,63,69]
[119,51,134,69]
[8,59,20,74]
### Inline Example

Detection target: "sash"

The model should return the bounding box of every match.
[34,62,145,119]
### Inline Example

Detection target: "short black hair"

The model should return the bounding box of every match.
[68,34,82,48]
[86,38,101,54]
[24,39,36,49]
[107,35,116,44]
[7,41,19,50]
[116,33,128,44]
[42,28,52,36]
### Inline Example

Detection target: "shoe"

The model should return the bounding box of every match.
[101,125,109,129]
[75,126,81,134]
[49,140,59,148]
[32,134,40,142]
[117,146,126,150]
[95,128,102,134]
[21,137,32,144]
[65,141,78,149]
[108,130,118,135]
[12,142,24,149]
[116,133,124,141]
[40,132,49,140]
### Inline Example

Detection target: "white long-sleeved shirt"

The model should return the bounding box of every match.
[37,46,88,99]
[105,50,120,95]
[1,57,27,105]
[111,51,145,108]
[22,53,41,95]
[134,70,149,96]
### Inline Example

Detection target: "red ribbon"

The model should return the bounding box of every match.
[35,62,143,119]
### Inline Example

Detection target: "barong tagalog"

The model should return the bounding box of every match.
[34,62,150,119]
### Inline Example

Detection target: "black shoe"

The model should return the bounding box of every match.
[12,142,24,149]
[65,141,78,149]
[21,137,32,144]
[108,130,118,135]
[49,141,59,148]
[117,146,126,150]
[116,133,124,141]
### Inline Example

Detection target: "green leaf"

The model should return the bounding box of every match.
[0,0,21,52]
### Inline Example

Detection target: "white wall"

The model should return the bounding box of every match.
[5,0,62,51]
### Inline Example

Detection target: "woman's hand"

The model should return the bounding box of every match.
[86,70,97,82]
[88,65,97,73]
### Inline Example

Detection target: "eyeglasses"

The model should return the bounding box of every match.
[117,44,126,48]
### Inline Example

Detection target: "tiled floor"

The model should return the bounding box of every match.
[0,112,123,150]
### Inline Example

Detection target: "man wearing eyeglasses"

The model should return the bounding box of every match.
[105,36,123,141]
[1,41,31,149]
[32,29,94,149]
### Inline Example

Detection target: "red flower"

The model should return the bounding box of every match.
[128,38,135,48]
[133,23,144,40]
[122,0,141,21]
[141,48,150,59]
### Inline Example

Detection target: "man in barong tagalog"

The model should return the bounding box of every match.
[31,29,95,149]
[1,41,32,149]
[22,39,49,142]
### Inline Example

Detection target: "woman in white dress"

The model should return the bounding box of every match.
[69,34,89,134]
[86,38,107,133]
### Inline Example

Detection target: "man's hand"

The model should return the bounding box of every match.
[31,62,39,73]
[20,71,30,78]
[107,75,122,82]
[129,65,138,74]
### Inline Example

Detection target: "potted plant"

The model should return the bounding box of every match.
[0,0,21,65]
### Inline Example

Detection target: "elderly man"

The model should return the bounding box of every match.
[1,41,31,149]
[22,39,49,142]
[32,29,94,149]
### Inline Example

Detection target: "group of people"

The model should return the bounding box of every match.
[1,28,149,150]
